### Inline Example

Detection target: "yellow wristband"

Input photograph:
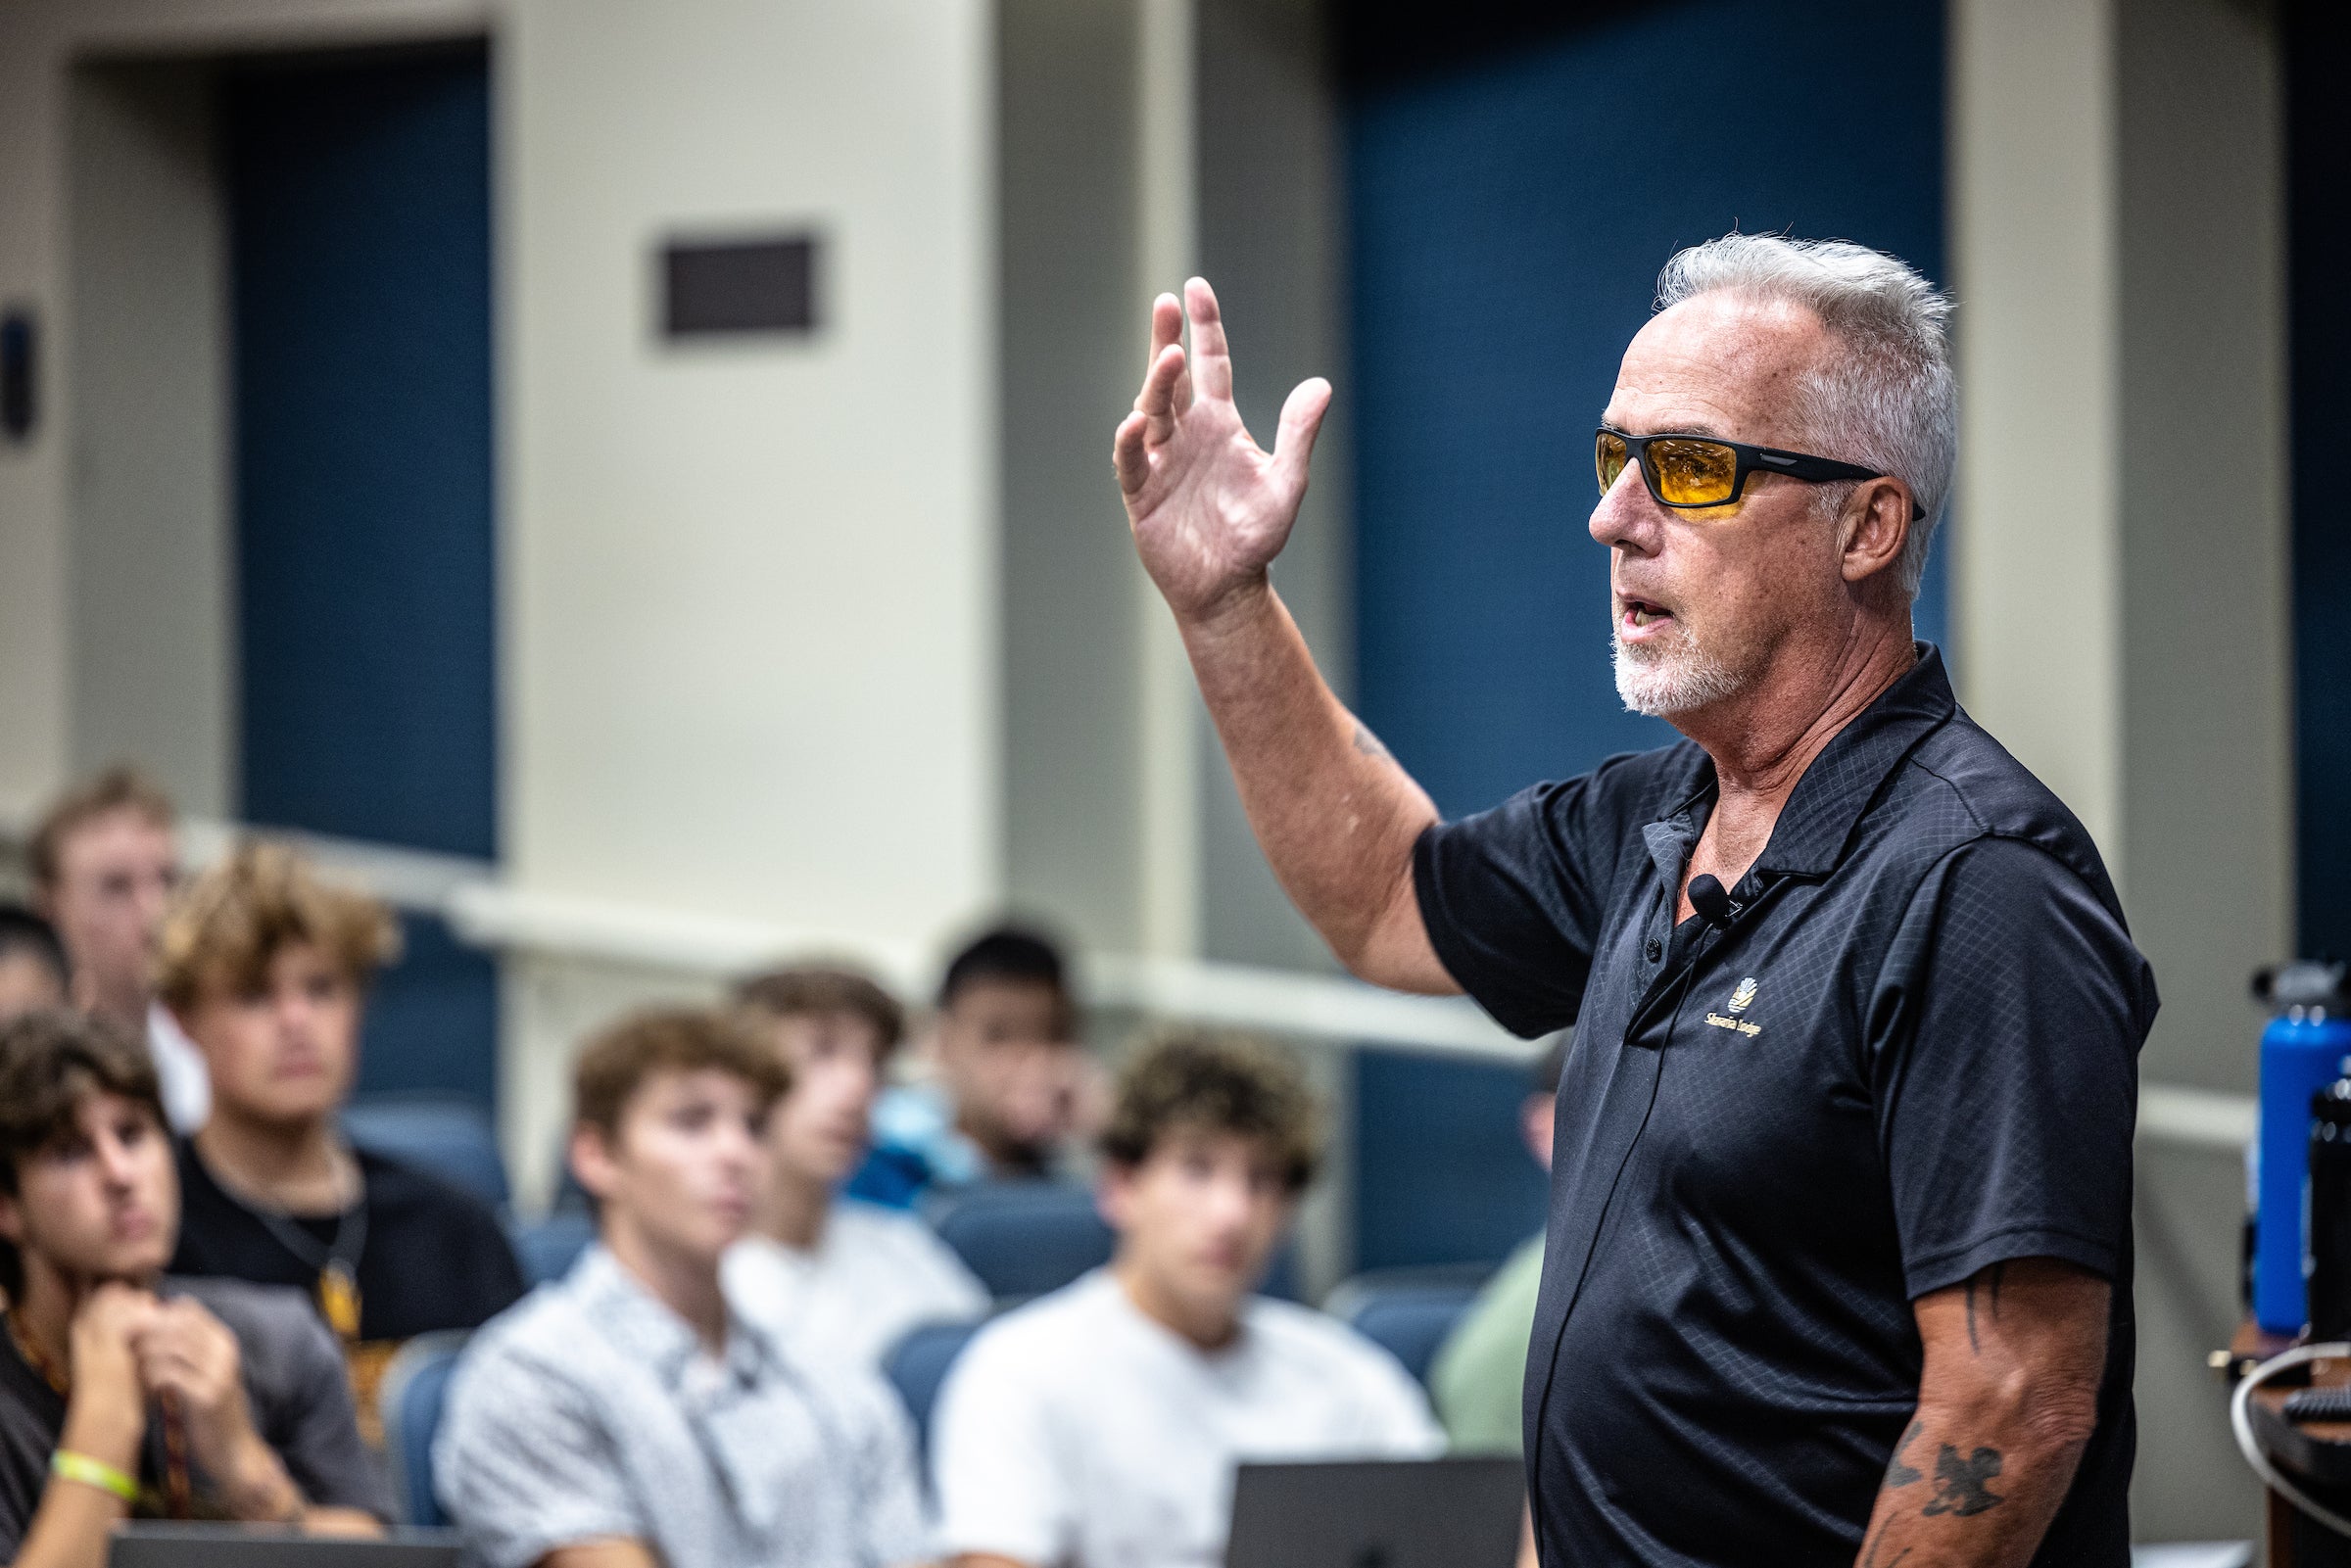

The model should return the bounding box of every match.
[51,1449,139,1503]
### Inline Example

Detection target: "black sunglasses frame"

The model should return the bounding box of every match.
[1596,426,1914,518]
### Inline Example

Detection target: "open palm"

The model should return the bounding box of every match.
[1113,278,1331,623]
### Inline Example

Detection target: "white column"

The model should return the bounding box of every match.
[1952,0,2289,1541]
[1133,0,1204,960]
[1951,0,2123,860]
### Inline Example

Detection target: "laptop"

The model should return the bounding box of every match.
[1225,1456,1524,1568]
[111,1523,460,1566]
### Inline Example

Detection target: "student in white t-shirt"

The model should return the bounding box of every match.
[723,966,988,1370]
[933,1032,1443,1568]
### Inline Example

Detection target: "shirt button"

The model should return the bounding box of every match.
[1644,937,1662,963]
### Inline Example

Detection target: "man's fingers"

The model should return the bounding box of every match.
[1113,411,1151,499]
[1185,277,1233,403]
[1149,293,1193,416]
[1136,342,1186,446]
[1271,376,1332,493]
[1148,293,1181,370]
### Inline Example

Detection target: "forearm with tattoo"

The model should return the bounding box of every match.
[1853,1258,2108,1568]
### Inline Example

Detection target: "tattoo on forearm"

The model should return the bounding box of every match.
[1352,723,1392,762]
[1860,1522,1912,1568]
[1922,1445,2005,1517]
[1884,1420,1924,1488]
[1963,1262,2008,1356]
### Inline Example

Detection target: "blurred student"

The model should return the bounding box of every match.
[0,1009,387,1565]
[27,768,208,1131]
[437,1008,929,1568]
[857,927,1100,1207]
[723,966,987,1368]
[1428,1035,1566,1457]
[933,1033,1441,1568]
[0,907,69,1025]
[160,843,524,1440]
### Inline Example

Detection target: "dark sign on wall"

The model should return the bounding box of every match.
[1,308,34,442]
[661,234,819,337]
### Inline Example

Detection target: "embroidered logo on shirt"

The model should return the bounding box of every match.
[1703,976,1762,1037]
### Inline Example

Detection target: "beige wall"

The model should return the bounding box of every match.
[501,0,997,942]
[64,61,234,818]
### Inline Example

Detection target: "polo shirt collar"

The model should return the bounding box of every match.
[1752,642,1956,879]
[567,1243,769,1393]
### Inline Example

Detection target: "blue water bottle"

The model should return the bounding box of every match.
[2254,960,2351,1333]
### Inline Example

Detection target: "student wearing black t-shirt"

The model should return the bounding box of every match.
[156,844,524,1441]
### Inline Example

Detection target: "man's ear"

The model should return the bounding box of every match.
[1837,477,1912,589]
[0,1190,25,1248]
[569,1123,622,1204]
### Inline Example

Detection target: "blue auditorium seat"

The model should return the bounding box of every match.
[343,1095,510,1213]
[882,1318,984,1459]
[925,1179,1304,1303]
[380,1330,469,1526]
[927,1181,1115,1300]
[1325,1266,1492,1389]
[508,1211,597,1286]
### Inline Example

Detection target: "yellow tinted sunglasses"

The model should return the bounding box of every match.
[1595,426,1909,516]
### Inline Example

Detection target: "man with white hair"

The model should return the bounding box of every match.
[1111,235,2152,1567]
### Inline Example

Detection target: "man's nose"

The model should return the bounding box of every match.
[1203,1173,1255,1228]
[1589,465,1659,554]
[132,879,170,930]
[717,1119,763,1170]
[95,1132,142,1188]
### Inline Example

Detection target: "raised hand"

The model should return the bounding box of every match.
[1112,278,1332,626]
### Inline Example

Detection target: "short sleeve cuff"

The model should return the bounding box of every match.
[1413,825,1563,1040]
[1901,1221,2122,1302]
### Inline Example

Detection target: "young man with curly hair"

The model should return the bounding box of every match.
[161,842,524,1439]
[933,1032,1440,1568]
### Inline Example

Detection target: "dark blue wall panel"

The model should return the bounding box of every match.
[2289,1,2351,965]
[357,913,502,1107]
[227,48,499,1110]
[1347,0,1946,1270]
[228,48,497,861]
[1353,1052,1550,1273]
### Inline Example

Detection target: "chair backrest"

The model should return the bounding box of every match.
[379,1330,471,1527]
[881,1318,984,1460]
[927,1181,1114,1301]
[1325,1268,1492,1389]
[508,1211,597,1287]
[344,1096,510,1212]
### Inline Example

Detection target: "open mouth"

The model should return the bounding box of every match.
[1619,596,1675,635]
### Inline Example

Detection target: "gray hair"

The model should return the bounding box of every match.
[1655,233,1955,596]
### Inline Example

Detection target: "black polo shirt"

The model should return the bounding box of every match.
[1414,646,2154,1568]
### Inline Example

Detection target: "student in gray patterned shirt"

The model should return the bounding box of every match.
[435,1008,931,1568]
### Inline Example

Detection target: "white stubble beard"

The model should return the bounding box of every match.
[1611,616,1747,717]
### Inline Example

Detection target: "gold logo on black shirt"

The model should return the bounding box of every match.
[1704,977,1762,1037]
